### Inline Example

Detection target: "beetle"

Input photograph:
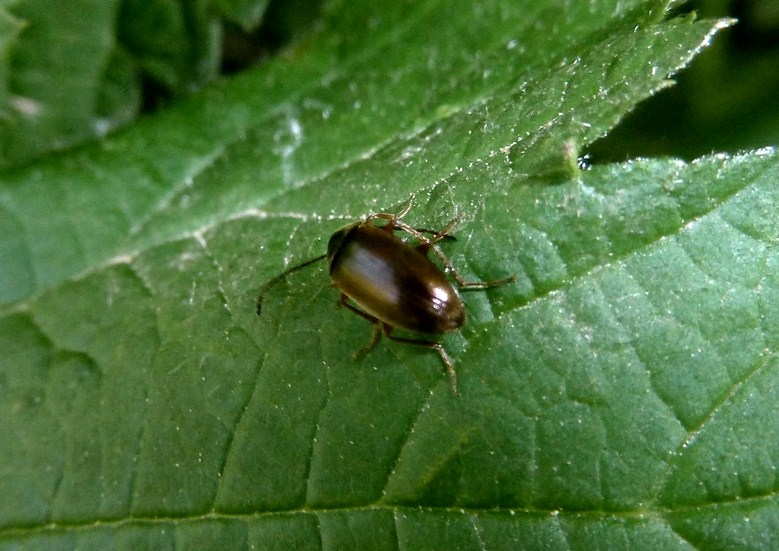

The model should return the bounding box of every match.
[256,197,515,395]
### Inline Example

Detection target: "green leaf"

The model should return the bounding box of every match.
[4,1,776,549]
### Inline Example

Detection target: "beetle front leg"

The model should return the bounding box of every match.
[366,193,416,227]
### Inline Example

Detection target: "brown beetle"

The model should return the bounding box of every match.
[257,198,515,395]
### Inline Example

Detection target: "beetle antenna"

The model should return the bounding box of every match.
[256,254,327,315]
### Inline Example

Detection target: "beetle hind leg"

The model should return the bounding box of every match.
[383,327,459,396]
[337,293,459,395]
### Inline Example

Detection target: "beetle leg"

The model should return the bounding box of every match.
[338,294,384,358]
[367,194,416,226]
[368,195,458,242]
[391,219,516,289]
[354,322,382,358]
[428,215,463,243]
[382,326,458,396]
[408,228,457,242]
[394,195,416,219]
[337,294,460,395]
[454,272,517,289]
[409,215,462,244]
[366,221,458,242]
[391,219,457,246]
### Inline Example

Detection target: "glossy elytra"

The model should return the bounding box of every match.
[256,197,515,395]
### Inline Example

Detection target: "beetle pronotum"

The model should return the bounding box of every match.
[256,197,515,395]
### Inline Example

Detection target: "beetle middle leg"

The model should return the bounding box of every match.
[391,218,516,289]
[338,294,382,357]
[369,203,515,288]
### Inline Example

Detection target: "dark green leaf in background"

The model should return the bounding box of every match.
[1,0,777,549]
[0,0,276,168]
[0,0,123,166]
[590,0,779,160]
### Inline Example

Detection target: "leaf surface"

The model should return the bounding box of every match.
[2,1,774,550]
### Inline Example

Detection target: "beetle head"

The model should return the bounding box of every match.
[326,223,358,265]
